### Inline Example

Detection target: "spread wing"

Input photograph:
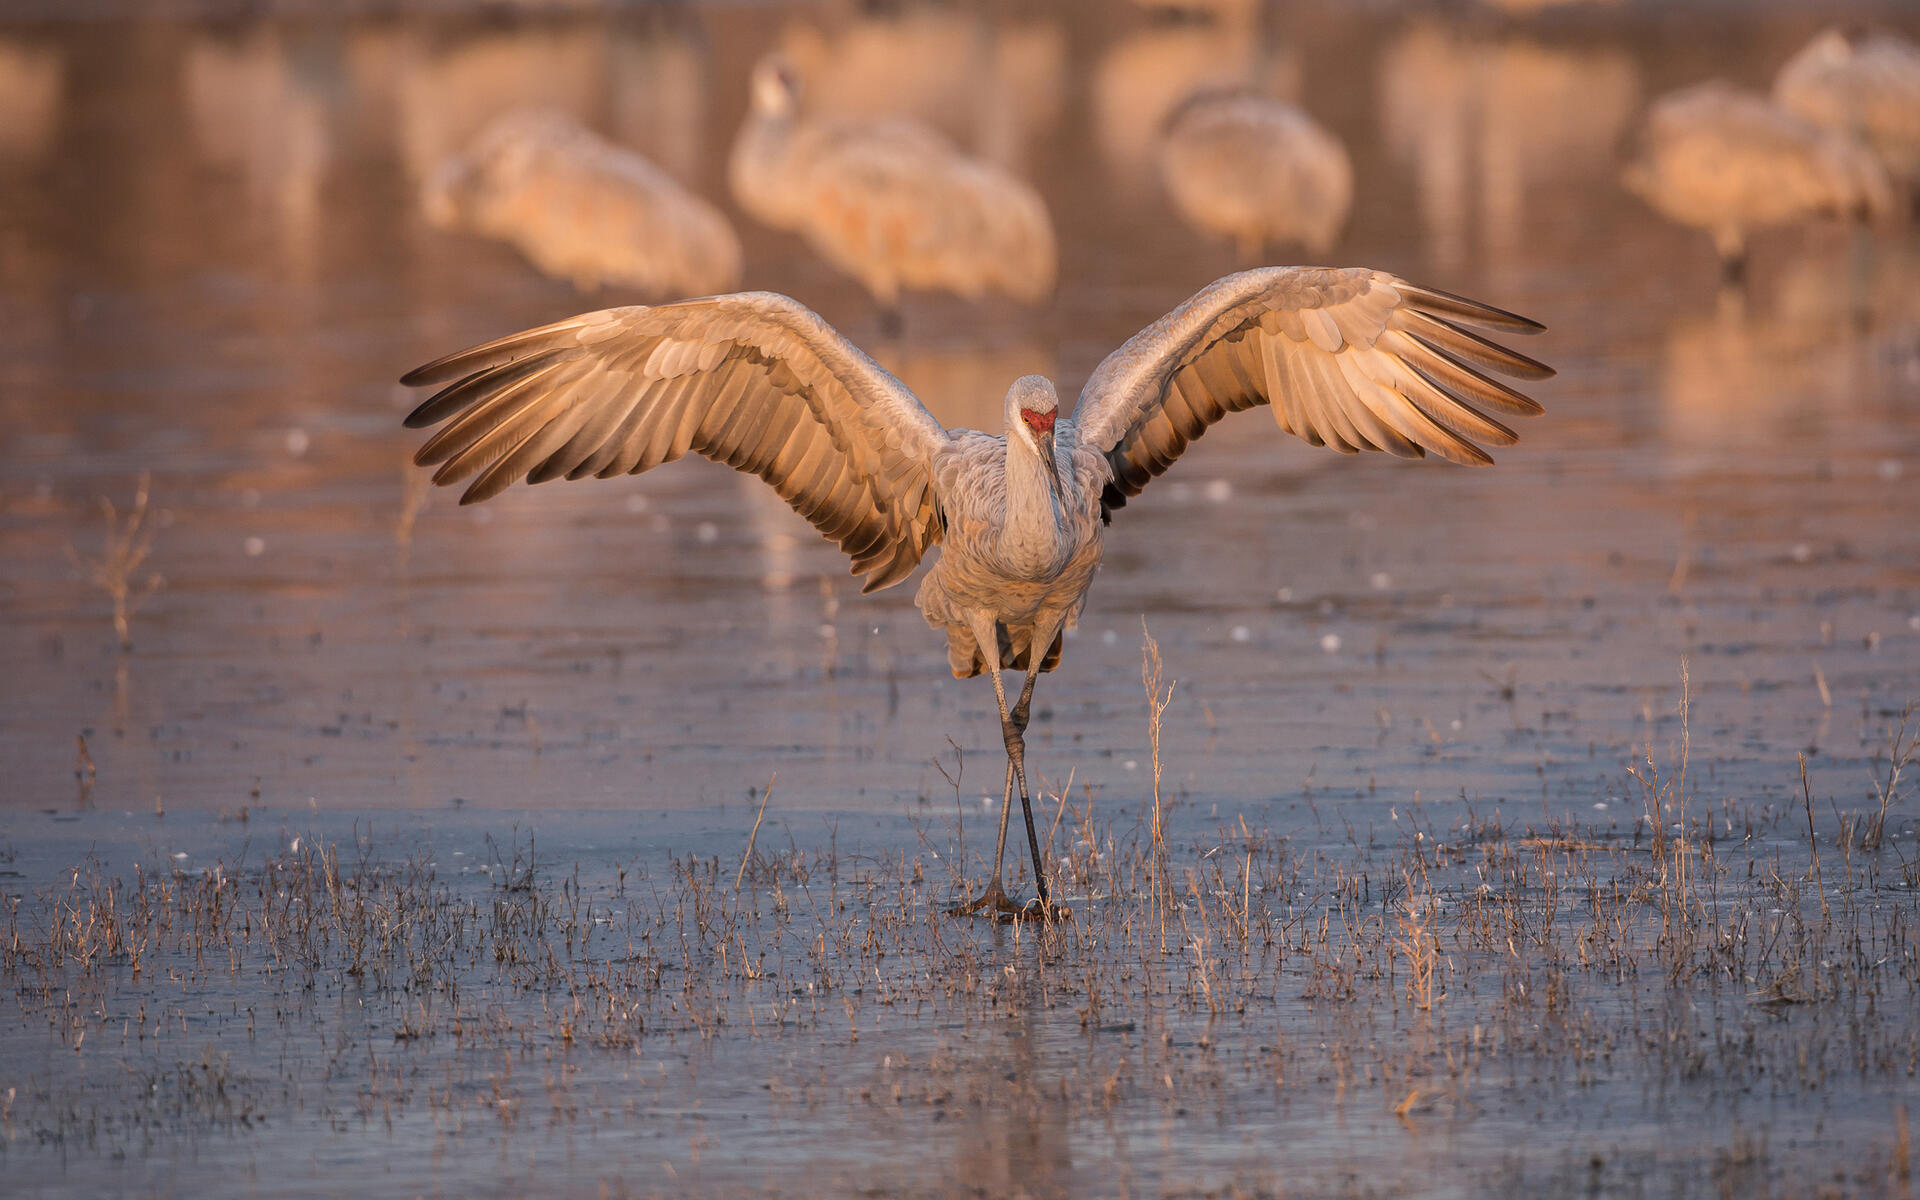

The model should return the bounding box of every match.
[400,292,951,592]
[1070,267,1551,516]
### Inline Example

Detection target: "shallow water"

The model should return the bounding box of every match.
[3,2,1920,1197]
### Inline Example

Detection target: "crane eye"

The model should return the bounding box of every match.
[1022,409,1056,434]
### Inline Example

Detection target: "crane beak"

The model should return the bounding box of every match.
[1022,409,1060,494]
[1039,428,1060,494]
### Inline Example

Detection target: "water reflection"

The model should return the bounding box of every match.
[392,24,609,183]
[774,9,1064,172]
[1092,8,1300,199]
[1660,239,1920,457]
[183,27,331,266]
[1378,23,1638,272]
[0,36,63,165]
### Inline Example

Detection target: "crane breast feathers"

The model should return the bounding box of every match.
[1071,267,1551,514]
[400,293,952,593]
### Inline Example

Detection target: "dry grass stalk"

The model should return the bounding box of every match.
[66,473,164,651]
[1141,618,1177,949]
[1627,658,1703,971]
[1395,872,1443,1013]
[736,775,775,890]
[1800,752,1827,925]
[1861,701,1917,852]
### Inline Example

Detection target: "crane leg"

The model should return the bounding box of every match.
[1713,227,1748,290]
[948,658,1027,919]
[948,617,1068,921]
[1008,664,1050,908]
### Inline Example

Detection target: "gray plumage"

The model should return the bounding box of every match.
[400,266,1551,918]
[1623,81,1896,278]
[1159,91,1353,258]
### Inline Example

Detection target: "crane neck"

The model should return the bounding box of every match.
[998,431,1068,577]
[728,109,799,227]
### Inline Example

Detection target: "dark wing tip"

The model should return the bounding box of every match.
[401,392,449,428]
[1403,283,1548,335]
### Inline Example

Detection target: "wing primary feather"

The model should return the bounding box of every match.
[404,349,574,429]
[693,361,761,451]
[582,384,661,479]
[658,375,713,469]
[532,393,639,484]
[621,376,688,475]
[1401,285,1546,334]
[1400,311,1555,380]
[463,401,601,504]
[742,386,811,478]
[399,311,626,387]
[419,364,574,477]
[1388,332,1546,416]
[1389,368,1518,447]
[411,355,573,464]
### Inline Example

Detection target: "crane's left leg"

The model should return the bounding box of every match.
[1007,610,1069,918]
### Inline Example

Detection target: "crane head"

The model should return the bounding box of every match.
[748,53,802,118]
[1007,375,1061,493]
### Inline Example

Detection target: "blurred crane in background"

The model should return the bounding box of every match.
[729,53,1056,332]
[1623,81,1894,283]
[1158,89,1352,260]
[1775,28,1920,212]
[425,110,741,297]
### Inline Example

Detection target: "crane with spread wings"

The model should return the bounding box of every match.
[400,267,1551,919]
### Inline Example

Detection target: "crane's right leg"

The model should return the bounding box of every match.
[949,664,1025,916]
[949,616,1042,919]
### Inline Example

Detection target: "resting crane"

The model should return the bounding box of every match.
[400,268,1550,918]
[1623,81,1894,282]
[1775,28,1920,207]
[1159,90,1353,259]
[425,110,741,298]
[728,53,1055,329]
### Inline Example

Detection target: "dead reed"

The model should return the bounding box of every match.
[66,472,164,651]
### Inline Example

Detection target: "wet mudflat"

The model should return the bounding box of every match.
[3,2,1920,1196]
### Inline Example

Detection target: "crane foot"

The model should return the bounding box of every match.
[948,880,1071,923]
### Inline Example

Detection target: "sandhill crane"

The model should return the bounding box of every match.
[728,54,1056,329]
[425,110,741,297]
[1622,81,1894,282]
[1775,28,1920,206]
[1159,91,1353,259]
[399,267,1550,918]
